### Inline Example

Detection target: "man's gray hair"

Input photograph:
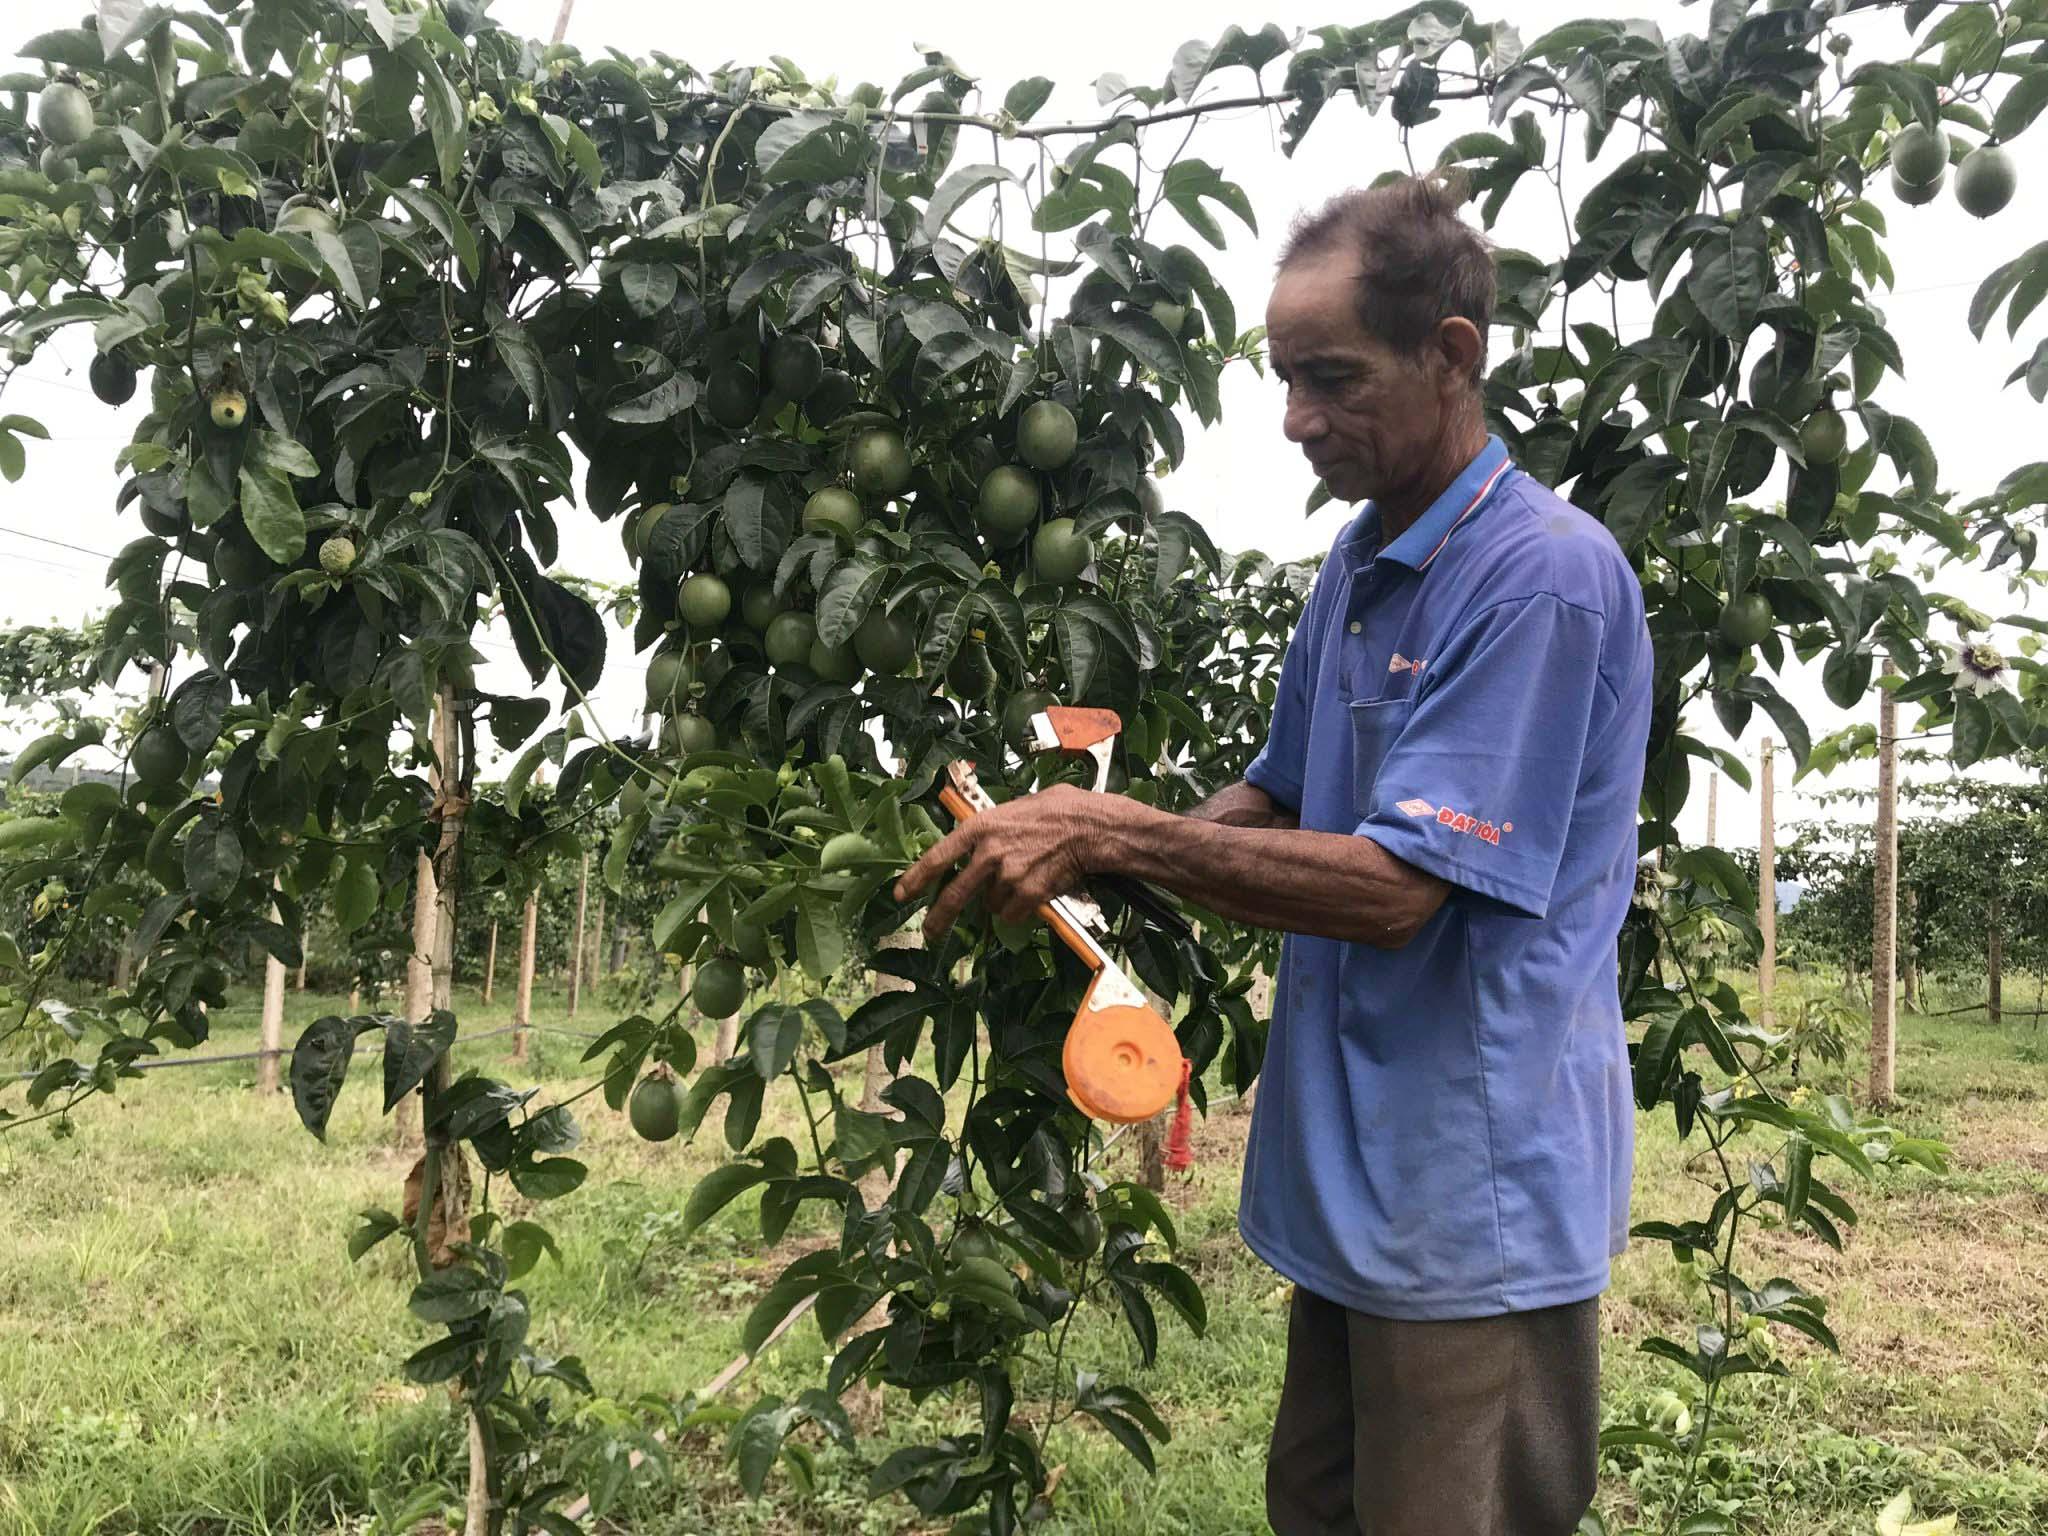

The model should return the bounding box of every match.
[1277,175,1496,385]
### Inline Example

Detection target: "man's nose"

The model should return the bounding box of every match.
[1283,395,1326,444]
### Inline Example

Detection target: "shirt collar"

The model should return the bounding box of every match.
[1347,436,1514,572]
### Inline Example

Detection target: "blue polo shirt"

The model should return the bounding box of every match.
[1240,436,1652,1321]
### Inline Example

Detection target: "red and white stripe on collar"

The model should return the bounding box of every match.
[1417,456,1515,571]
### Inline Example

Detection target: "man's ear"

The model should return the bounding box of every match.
[1436,316,1484,387]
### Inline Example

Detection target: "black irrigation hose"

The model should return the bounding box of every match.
[5,1021,612,1081]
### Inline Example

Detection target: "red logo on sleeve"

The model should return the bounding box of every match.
[1434,805,1512,847]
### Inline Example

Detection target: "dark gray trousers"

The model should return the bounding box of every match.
[1266,1285,1601,1536]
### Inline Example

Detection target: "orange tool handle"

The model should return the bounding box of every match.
[938,781,1105,973]
[1040,706,1122,754]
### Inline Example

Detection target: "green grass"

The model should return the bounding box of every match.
[2,976,2045,1535]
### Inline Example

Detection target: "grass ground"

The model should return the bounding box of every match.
[1,974,2044,1535]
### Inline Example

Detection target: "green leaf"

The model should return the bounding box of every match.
[238,466,305,565]
[747,1003,804,1080]
[509,1156,587,1200]
[620,261,680,318]
[409,1267,496,1323]
[1781,1134,1813,1223]
[795,886,843,981]
[401,1335,475,1384]
[608,370,699,424]
[348,1208,408,1262]
[382,1011,456,1112]
[922,163,1020,247]
[1633,1009,1692,1109]
[493,321,547,410]
[1085,312,1183,379]
[1598,455,1682,550]
[1003,77,1054,122]
[816,556,888,649]
[411,45,466,186]
[170,671,231,753]
[502,1219,561,1280]
[1993,67,2048,142]
[1687,224,1770,339]
[289,1014,374,1140]
[183,812,243,904]
[384,182,480,282]
[1158,159,1256,249]
[724,471,793,572]
[333,853,378,933]
[684,1160,771,1236]
[1822,646,1873,709]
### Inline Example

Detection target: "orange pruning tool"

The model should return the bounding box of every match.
[934,706,1185,1126]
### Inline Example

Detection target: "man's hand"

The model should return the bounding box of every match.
[895,783,1121,941]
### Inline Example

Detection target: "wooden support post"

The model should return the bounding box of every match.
[512,892,538,1062]
[396,849,437,1146]
[481,918,498,1005]
[588,889,605,996]
[566,855,589,1019]
[258,883,286,1095]
[1988,893,2005,1026]
[1704,770,1719,847]
[1870,665,1898,1108]
[1759,738,1777,1030]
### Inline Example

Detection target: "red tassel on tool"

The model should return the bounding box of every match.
[1163,1059,1194,1174]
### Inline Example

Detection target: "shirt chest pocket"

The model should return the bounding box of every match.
[1347,695,1416,819]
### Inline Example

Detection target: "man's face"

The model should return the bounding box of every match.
[1265,251,1465,507]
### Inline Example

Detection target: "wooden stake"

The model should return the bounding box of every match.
[1871,664,1898,1108]
[1758,738,1777,1030]
[258,882,286,1095]
[588,889,606,994]
[512,892,538,1061]
[1704,770,1719,847]
[481,918,498,1005]
[550,0,575,44]
[1988,892,2005,1026]
[396,849,437,1146]
[566,855,589,1019]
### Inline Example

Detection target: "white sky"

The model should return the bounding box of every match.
[2,1,2039,847]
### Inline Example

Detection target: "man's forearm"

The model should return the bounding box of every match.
[1186,778,1299,830]
[1096,797,1446,949]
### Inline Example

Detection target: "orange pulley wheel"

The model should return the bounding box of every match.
[1063,970,1182,1124]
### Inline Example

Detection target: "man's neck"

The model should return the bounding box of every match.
[1375,419,1491,545]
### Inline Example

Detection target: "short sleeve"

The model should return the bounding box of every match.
[1358,593,1606,919]
[1244,569,1330,813]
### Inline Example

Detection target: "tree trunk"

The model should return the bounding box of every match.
[1870,667,1897,1109]
[349,984,360,1011]
[258,885,287,1095]
[395,850,437,1146]
[1134,986,1173,1192]
[566,856,589,1019]
[1988,891,2004,1026]
[1758,737,1777,1029]
[1137,1112,1169,1192]
[294,953,307,991]
[608,921,627,974]
[418,689,496,1536]
[481,918,498,1005]
[512,893,539,1062]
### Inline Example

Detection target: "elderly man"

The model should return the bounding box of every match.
[897,174,1653,1536]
